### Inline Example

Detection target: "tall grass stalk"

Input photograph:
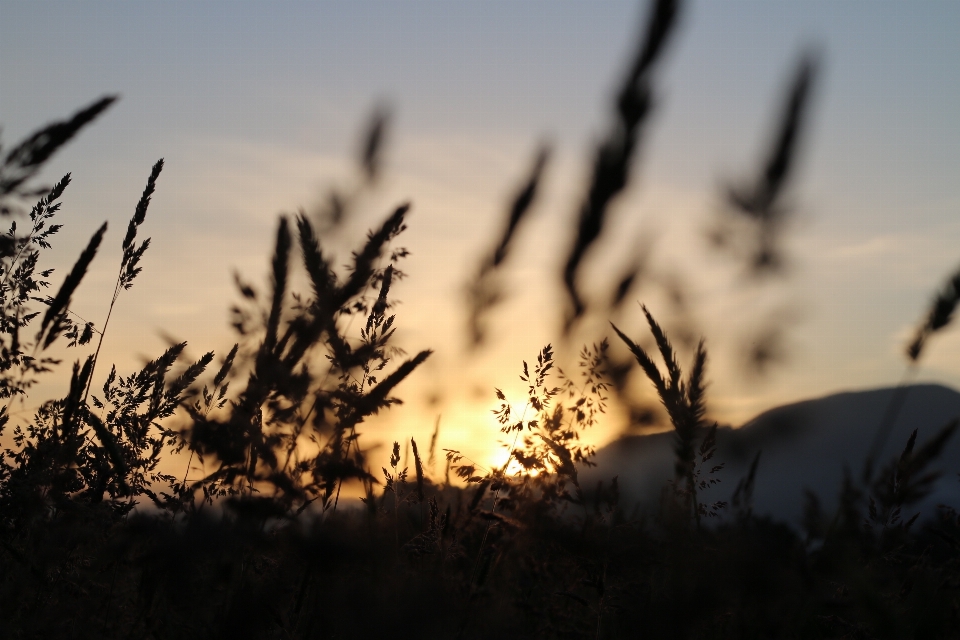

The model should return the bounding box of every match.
[81,159,163,407]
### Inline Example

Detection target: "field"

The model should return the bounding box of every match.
[3,1,960,638]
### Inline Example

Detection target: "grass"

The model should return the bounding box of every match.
[3,0,960,637]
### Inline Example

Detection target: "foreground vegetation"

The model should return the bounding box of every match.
[4,1,960,637]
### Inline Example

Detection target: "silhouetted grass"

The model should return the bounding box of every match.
[3,0,960,638]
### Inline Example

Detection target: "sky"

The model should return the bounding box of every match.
[2,0,960,472]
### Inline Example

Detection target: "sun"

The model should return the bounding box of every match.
[486,399,540,474]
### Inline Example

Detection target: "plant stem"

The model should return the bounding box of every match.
[863,364,918,483]
[80,269,124,407]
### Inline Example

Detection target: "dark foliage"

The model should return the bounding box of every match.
[0,95,116,213]
[4,1,960,638]
[467,145,550,346]
[562,0,679,328]
[722,53,819,272]
[908,265,960,362]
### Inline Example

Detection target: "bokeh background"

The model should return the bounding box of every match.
[2,0,959,470]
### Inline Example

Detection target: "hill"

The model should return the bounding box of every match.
[588,384,960,525]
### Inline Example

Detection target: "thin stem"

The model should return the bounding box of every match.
[80,268,124,408]
[863,364,918,483]
[595,560,608,640]
[175,373,230,515]
[393,462,400,553]
[466,403,530,590]
[332,476,343,512]
[175,451,195,510]
[1,205,47,289]
[323,243,393,511]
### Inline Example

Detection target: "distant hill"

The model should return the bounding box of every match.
[586,384,960,526]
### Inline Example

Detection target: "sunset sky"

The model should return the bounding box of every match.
[2,1,959,471]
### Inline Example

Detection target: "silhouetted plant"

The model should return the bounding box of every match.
[466,145,550,346]
[612,306,725,526]
[562,0,680,328]
[720,53,819,273]
[6,1,960,638]
[0,174,72,403]
[0,95,116,215]
[185,200,431,517]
